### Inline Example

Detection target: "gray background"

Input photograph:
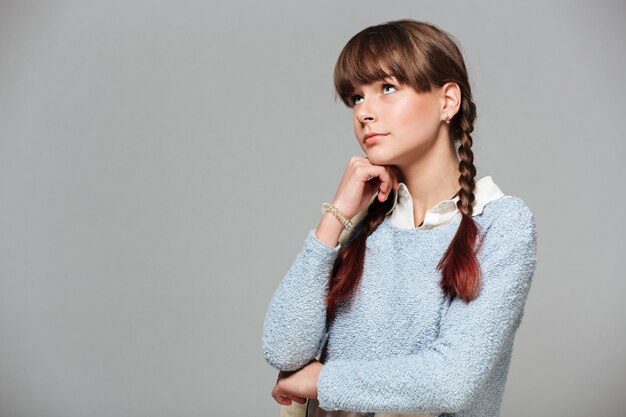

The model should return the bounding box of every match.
[1,1,624,416]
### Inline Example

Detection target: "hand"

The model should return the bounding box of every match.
[331,156,400,219]
[271,360,324,406]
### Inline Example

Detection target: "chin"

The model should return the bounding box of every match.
[364,152,395,166]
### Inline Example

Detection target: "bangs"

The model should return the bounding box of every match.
[333,24,433,107]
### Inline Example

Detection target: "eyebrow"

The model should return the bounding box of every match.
[383,75,400,83]
[353,76,398,91]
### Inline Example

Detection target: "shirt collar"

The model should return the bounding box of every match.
[385,175,505,230]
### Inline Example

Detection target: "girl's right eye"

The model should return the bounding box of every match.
[351,95,364,105]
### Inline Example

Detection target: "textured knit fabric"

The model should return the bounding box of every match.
[262,188,537,417]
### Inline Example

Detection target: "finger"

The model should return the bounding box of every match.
[360,167,378,182]
[278,396,292,406]
[376,167,393,202]
[384,166,397,195]
[272,391,293,406]
[290,395,307,404]
[276,392,306,406]
[360,166,387,201]
[272,385,292,406]
[272,382,307,406]
[359,164,394,201]
[386,165,400,190]
[361,164,384,183]
[385,166,398,194]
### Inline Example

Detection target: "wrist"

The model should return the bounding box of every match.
[321,202,353,231]
[315,213,344,248]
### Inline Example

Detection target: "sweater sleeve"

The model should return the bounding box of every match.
[316,199,538,414]
[262,229,342,371]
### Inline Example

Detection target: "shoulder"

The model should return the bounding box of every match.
[479,195,537,253]
[481,195,535,229]
[476,196,538,297]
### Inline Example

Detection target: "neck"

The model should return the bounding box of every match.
[394,135,462,224]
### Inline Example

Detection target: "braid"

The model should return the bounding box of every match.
[456,97,478,216]
[325,192,395,324]
[436,94,484,303]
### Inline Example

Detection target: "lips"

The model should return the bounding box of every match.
[364,132,388,144]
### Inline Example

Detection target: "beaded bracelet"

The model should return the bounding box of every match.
[321,202,353,231]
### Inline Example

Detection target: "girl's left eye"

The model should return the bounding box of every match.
[383,84,398,94]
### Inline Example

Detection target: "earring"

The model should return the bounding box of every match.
[444,114,450,124]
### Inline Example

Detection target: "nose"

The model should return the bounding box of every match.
[355,99,377,125]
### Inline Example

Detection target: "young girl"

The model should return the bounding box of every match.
[262,19,537,417]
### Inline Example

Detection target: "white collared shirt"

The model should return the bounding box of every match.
[386,175,506,230]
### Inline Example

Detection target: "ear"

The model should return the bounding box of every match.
[439,82,461,121]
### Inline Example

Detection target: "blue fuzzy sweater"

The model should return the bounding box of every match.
[262,195,537,417]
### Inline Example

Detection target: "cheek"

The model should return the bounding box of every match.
[395,101,438,135]
[352,118,364,149]
[353,117,362,137]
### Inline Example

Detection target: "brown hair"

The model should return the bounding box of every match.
[326,19,483,323]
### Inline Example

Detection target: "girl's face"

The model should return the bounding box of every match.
[351,75,444,167]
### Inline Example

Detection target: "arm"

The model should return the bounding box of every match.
[262,228,342,372]
[316,199,538,414]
